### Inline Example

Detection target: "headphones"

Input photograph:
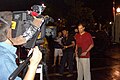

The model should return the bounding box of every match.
[0,17,10,26]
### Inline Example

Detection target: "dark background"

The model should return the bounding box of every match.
[0,0,120,23]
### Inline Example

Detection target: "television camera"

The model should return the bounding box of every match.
[9,4,54,80]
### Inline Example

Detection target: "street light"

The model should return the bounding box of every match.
[116,7,120,15]
[116,7,120,13]
[115,7,120,43]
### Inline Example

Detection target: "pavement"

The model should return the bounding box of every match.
[35,43,120,80]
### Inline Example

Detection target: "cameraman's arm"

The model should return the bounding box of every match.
[7,17,44,45]
[7,28,26,45]
[24,46,42,80]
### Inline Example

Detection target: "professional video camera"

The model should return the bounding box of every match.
[11,4,54,49]
[9,4,54,80]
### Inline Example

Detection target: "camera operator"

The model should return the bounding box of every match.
[0,12,42,80]
[0,11,27,45]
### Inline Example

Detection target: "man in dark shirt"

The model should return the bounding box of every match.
[59,29,75,76]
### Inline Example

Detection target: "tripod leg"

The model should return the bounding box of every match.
[42,62,49,80]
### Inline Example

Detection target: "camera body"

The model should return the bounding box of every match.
[11,10,54,48]
[12,11,33,38]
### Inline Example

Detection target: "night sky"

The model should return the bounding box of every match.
[87,0,120,21]
[0,0,120,21]
[0,0,37,11]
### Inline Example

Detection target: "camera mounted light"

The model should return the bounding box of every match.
[31,4,46,16]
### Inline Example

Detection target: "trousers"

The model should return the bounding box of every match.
[76,57,91,80]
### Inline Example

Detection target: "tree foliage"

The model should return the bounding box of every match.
[44,0,94,27]
[64,0,94,25]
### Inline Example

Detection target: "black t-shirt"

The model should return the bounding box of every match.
[61,35,75,52]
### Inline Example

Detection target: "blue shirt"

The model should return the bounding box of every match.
[0,42,21,80]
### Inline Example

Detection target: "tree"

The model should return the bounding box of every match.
[44,0,94,28]
[64,0,94,26]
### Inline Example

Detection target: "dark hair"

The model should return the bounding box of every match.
[61,27,68,31]
[77,22,86,28]
[0,11,12,25]
[0,18,9,42]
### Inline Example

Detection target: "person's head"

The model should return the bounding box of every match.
[0,11,12,39]
[62,29,68,37]
[0,18,10,42]
[58,31,62,37]
[77,22,85,34]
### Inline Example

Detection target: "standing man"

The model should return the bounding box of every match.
[59,29,75,76]
[74,23,94,80]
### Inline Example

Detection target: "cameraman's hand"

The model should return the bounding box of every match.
[24,46,42,80]
[30,46,42,66]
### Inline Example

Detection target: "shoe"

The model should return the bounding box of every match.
[55,73,63,76]
[66,74,73,77]
[66,66,69,69]
[52,64,56,67]
[58,63,61,66]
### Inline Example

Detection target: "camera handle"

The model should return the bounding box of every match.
[9,49,33,80]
